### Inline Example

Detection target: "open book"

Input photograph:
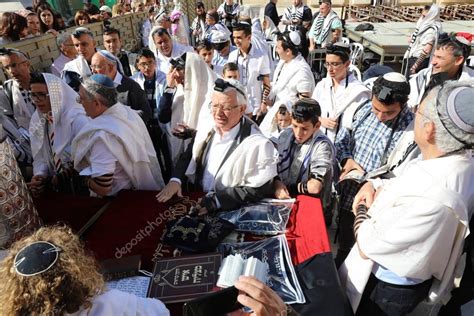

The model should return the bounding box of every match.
[217,254,268,288]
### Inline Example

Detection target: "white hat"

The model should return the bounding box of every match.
[100,5,112,13]
[209,30,230,44]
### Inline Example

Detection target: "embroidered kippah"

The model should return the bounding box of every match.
[14,241,62,277]
[89,74,115,88]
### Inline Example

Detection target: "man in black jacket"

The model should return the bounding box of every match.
[90,50,152,125]
[264,0,280,27]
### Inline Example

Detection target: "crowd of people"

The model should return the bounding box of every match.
[0,0,473,315]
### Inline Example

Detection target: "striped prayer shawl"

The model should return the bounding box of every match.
[310,11,338,45]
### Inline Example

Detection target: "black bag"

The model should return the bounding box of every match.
[355,23,374,31]
[162,216,235,253]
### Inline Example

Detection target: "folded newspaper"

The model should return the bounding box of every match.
[217,235,305,304]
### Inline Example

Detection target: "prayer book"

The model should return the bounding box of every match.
[107,276,151,298]
[217,254,268,288]
[147,252,222,303]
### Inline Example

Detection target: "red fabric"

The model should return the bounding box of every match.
[35,191,330,268]
[287,195,331,265]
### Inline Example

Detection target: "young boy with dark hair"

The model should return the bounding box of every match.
[274,97,335,224]
[195,40,214,69]
[222,62,239,80]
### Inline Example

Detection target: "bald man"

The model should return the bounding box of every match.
[90,50,152,125]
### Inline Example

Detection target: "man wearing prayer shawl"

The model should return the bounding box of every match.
[62,27,97,91]
[308,0,342,50]
[157,52,217,166]
[340,80,474,316]
[402,4,441,77]
[260,31,315,137]
[311,43,370,143]
[0,48,35,132]
[157,78,278,214]
[27,73,89,196]
[72,74,164,197]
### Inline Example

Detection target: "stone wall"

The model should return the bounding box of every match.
[0,12,147,83]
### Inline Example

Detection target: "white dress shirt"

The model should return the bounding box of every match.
[228,45,271,115]
[202,123,241,192]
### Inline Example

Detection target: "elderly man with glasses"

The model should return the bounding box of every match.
[89,50,152,126]
[26,72,88,196]
[157,78,278,215]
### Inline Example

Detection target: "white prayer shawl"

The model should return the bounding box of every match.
[61,55,92,79]
[407,65,474,109]
[312,73,370,142]
[260,55,315,137]
[10,80,35,130]
[72,102,164,191]
[29,74,89,176]
[339,153,474,313]
[405,5,441,59]
[67,289,169,316]
[263,16,279,42]
[167,52,217,164]
[185,120,278,190]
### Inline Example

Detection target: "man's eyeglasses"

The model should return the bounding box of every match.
[211,103,241,113]
[90,64,104,71]
[31,92,50,101]
[2,60,28,71]
[324,61,344,68]
[137,61,155,69]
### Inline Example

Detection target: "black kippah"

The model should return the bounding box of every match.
[14,241,61,277]
[293,98,321,120]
